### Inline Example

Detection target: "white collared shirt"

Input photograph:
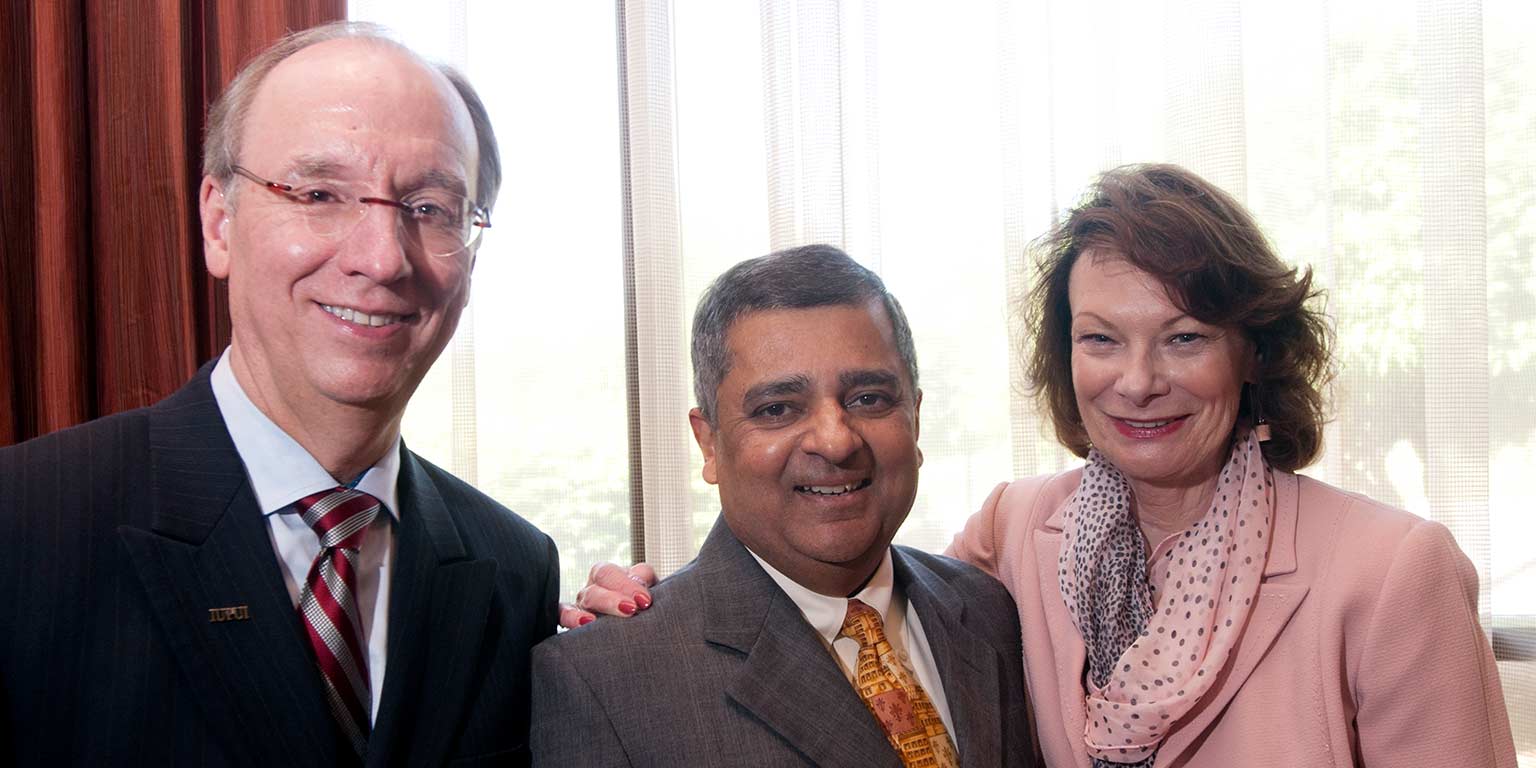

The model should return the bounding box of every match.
[747,548,957,738]
[210,350,399,723]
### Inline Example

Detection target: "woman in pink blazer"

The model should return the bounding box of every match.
[943,164,1515,768]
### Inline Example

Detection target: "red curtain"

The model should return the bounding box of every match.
[0,0,345,446]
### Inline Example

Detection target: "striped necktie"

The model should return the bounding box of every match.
[839,599,960,767]
[294,487,381,756]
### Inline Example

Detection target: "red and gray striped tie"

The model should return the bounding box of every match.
[295,487,381,756]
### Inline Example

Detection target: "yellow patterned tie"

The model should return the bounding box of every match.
[839,599,960,767]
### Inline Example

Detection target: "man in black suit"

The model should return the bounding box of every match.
[531,246,1034,766]
[0,21,557,767]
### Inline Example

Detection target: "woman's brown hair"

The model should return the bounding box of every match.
[1024,164,1333,471]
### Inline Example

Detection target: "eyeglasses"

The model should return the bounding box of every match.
[229,165,491,258]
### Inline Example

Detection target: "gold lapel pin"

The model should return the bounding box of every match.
[208,605,251,623]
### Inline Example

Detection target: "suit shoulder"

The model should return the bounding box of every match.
[1002,469,1082,526]
[1288,473,1472,603]
[0,407,153,519]
[539,561,706,656]
[1294,473,1425,532]
[965,469,1083,546]
[896,547,1015,606]
[0,406,152,471]
[1291,473,1451,564]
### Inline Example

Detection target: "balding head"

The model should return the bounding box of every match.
[202,21,501,213]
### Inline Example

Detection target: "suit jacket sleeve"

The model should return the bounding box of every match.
[529,639,632,767]
[540,534,562,643]
[1352,519,1517,767]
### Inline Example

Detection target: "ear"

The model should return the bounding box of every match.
[688,407,720,485]
[200,175,233,279]
[912,388,924,468]
[1245,341,1263,384]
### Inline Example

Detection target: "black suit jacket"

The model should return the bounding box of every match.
[0,364,559,767]
[530,518,1035,767]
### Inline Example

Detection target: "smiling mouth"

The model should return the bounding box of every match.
[1121,418,1179,429]
[795,479,873,496]
[321,303,411,328]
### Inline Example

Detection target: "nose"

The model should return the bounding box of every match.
[798,401,864,464]
[1114,345,1169,406]
[336,201,413,284]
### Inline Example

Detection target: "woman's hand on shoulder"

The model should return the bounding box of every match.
[557,561,658,629]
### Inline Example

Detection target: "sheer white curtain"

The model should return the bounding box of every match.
[351,0,1535,757]
[347,1,634,605]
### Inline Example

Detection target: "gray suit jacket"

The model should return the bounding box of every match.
[530,518,1035,767]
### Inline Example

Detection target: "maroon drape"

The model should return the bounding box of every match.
[0,0,345,446]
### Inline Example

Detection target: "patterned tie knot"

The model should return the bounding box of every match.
[296,487,381,550]
[839,598,886,647]
[838,598,961,767]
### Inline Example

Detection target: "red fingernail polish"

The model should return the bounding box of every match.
[578,615,594,626]
[634,593,651,610]
[618,601,636,616]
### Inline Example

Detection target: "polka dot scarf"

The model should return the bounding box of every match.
[1058,430,1274,766]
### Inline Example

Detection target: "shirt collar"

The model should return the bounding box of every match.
[210,348,401,520]
[747,547,897,646]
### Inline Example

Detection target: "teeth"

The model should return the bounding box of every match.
[797,481,867,496]
[1125,419,1174,429]
[322,304,403,328]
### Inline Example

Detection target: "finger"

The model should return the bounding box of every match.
[578,563,643,617]
[595,562,654,610]
[627,563,658,588]
[558,602,596,630]
[609,562,655,610]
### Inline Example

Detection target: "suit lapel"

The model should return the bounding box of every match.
[366,450,498,767]
[895,547,1005,766]
[1154,472,1308,765]
[118,368,340,766]
[698,520,900,767]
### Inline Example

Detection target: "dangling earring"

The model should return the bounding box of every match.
[1252,381,1272,443]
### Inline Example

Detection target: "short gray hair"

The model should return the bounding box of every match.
[201,21,501,213]
[691,244,919,423]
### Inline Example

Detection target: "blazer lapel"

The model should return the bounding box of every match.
[698,520,900,767]
[894,547,1006,766]
[118,369,340,766]
[366,450,498,767]
[1154,471,1308,765]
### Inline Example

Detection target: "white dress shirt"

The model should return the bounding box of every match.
[747,548,957,737]
[210,351,399,723]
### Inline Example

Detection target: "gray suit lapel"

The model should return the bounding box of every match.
[697,519,901,767]
[895,547,1005,767]
[119,369,340,766]
[366,450,498,767]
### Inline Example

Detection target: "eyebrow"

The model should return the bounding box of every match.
[1072,310,1195,330]
[740,375,810,407]
[283,156,357,181]
[840,369,902,391]
[403,169,469,197]
[280,157,467,196]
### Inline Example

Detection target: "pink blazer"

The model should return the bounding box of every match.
[948,468,1517,768]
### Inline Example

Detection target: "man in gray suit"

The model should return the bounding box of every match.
[530,245,1033,767]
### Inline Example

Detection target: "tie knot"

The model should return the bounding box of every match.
[839,598,887,646]
[294,487,381,550]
